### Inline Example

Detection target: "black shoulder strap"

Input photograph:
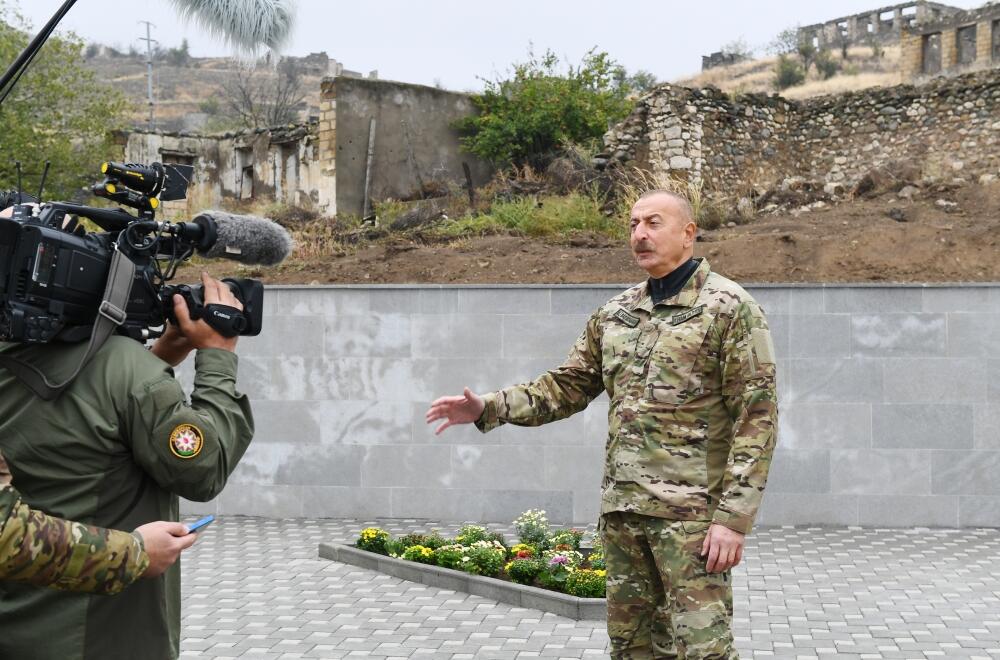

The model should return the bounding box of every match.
[0,248,136,401]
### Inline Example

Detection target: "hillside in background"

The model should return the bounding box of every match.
[676,45,902,99]
[84,52,327,133]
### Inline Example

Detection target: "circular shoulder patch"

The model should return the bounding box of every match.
[169,424,204,459]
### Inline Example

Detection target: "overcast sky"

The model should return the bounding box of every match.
[14,0,984,91]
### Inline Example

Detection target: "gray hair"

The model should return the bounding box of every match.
[636,189,696,225]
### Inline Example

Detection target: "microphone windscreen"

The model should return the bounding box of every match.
[193,210,294,266]
[167,0,296,54]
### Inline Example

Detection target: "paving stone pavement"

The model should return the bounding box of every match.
[180,517,1000,659]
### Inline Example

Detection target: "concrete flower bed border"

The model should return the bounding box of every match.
[318,543,606,621]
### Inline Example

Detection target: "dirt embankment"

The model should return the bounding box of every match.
[183,181,1000,286]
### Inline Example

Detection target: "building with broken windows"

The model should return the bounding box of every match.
[124,76,492,219]
[797,1,961,50]
[901,3,1000,78]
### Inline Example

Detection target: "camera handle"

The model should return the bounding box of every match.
[0,248,135,401]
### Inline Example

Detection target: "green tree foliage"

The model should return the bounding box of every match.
[768,26,800,55]
[774,54,806,90]
[814,49,839,80]
[0,5,130,200]
[163,38,191,68]
[455,48,636,167]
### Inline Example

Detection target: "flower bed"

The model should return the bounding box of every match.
[317,510,608,620]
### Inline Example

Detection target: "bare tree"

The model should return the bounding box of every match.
[224,58,305,129]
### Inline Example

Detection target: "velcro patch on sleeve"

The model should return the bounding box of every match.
[751,328,776,365]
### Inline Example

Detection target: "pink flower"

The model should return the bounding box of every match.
[549,555,568,566]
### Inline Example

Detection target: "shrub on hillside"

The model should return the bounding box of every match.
[774,55,806,90]
[456,48,636,167]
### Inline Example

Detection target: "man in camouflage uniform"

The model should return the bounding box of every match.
[427,190,778,659]
[0,451,196,593]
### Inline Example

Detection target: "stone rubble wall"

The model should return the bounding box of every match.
[601,69,1000,196]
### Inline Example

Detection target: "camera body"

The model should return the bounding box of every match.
[0,162,263,344]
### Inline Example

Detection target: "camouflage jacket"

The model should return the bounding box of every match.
[476,259,778,534]
[0,481,148,594]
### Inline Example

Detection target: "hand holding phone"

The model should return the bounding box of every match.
[186,515,215,534]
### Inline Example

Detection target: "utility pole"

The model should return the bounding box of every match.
[137,21,158,131]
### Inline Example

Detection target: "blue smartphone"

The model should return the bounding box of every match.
[187,515,215,534]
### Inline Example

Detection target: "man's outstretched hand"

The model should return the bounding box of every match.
[425,388,485,435]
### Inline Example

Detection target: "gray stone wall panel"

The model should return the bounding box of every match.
[205,284,1000,527]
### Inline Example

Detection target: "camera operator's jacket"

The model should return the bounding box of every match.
[476,259,778,534]
[0,338,253,660]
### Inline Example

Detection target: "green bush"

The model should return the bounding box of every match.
[514,509,551,546]
[550,529,584,551]
[456,525,490,544]
[774,55,805,91]
[505,557,545,585]
[433,544,467,570]
[460,542,507,577]
[455,48,636,167]
[566,569,607,598]
[402,545,436,565]
[814,50,839,80]
[356,527,390,555]
[385,538,407,557]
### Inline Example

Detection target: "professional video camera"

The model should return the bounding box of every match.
[0,160,292,346]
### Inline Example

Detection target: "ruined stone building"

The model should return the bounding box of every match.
[124,76,491,219]
[798,1,961,49]
[901,3,1000,78]
[599,67,1000,201]
[701,51,750,71]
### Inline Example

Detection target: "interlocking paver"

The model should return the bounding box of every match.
[181,518,1000,658]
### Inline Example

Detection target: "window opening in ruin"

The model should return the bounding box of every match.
[865,19,874,34]
[812,35,820,48]
[992,19,1000,61]
[236,147,254,200]
[837,20,848,38]
[957,25,977,65]
[922,32,942,74]
[901,5,917,28]
[161,153,195,168]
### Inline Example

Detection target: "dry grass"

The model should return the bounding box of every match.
[674,45,902,100]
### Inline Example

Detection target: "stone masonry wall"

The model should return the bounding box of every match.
[601,69,1000,195]
[176,284,1000,528]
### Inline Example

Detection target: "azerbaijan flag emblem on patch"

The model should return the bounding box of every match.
[169,424,204,459]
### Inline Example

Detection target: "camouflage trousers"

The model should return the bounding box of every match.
[600,511,736,659]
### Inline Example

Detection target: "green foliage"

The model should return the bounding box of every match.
[549,528,584,551]
[796,40,816,72]
[0,5,131,200]
[163,38,191,67]
[774,55,806,91]
[433,544,467,570]
[814,50,840,80]
[455,48,635,167]
[505,557,544,585]
[621,69,659,94]
[513,509,551,546]
[385,537,407,557]
[459,542,506,577]
[356,527,390,555]
[434,192,625,241]
[455,524,491,544]
[565,569,607,598]
[402,545,436,564]
[768,26,800,55]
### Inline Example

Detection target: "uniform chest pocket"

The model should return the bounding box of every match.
[645,313,714,404]
[601,323,642,382]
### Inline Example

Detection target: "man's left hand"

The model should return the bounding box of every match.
[701,523,745,573]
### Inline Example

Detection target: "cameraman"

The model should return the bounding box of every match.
[0,271,254,660]
[1,452,197,592]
